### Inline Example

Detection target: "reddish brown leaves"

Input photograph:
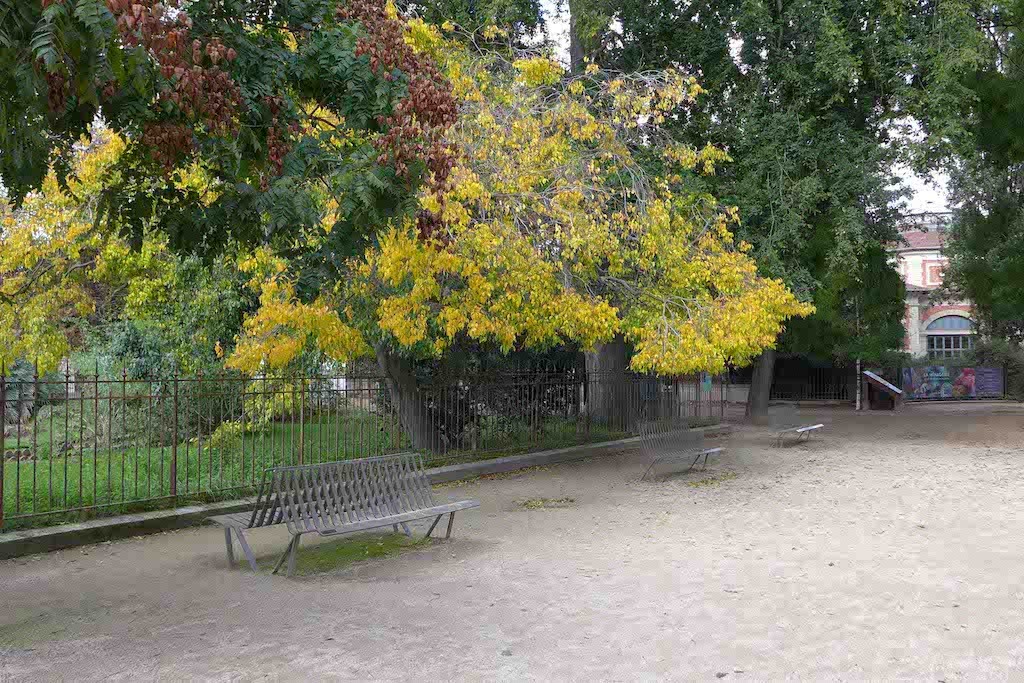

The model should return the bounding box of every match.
[44,69,69,113]
[106,0,242,171]
[338,0,458,236]
[264,95,301,177]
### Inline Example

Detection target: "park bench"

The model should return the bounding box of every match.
[210,453,479,577]
[638,418,723,481]
[771,404,824,447]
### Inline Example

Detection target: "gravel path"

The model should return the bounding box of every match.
[3,402,1024,681]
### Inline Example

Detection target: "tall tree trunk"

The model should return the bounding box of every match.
[568,0,585,74]
[585,334,630,429]
[745,349,776,425]
[375,345,436,452]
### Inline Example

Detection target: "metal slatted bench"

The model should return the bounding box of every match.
[638,419,723,481]
[771,404,824,446]
[210,453,479,577]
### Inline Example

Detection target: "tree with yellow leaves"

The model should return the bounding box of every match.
[228,22,811,447]
[5,0,810,450]
[0,131,129,371]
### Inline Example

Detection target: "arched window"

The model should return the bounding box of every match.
[926,315,974,358]
[926,315,974,332]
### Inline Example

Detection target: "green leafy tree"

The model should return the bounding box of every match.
[1,0,453,256]
[941,0,1024,342]
[3,2,811,451]
[597,0,983,418]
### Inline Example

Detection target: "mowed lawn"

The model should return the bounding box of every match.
[2,411,625,529]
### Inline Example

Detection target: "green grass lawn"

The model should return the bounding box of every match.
[2,410,717,530]
[255,532,430,577]
[2,412,404,528]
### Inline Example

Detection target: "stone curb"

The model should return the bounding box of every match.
[0,423,731,560]
[0,498,257,561]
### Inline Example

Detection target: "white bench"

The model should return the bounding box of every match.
[773,422,824,446]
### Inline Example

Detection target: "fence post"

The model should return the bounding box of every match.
[298,377,305,465]
[171,371,178,498]
[1,363,5,530]
[722,372,726,420]
[855,358,862,411]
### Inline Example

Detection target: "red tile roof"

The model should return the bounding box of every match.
[895,229,946,251]
[904,282,934,293]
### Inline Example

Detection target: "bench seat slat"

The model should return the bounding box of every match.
[209,512,257,529]
[777,423,824,433]
[317,500,480,536]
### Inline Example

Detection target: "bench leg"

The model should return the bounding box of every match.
[445,512,456,539]
[686,451,703,473]
[640,457,662,481]
[234,529,258,572]
[272,535,298,576]
[224,528,235,568]
[425,514,444,538]
[286,534,301,578]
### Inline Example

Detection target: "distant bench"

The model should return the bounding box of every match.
[210,453,479,577]
[773,423,824,447]
[771,404,824,446]
[638,420,724,480]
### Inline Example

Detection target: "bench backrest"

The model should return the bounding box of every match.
[638,417,705,457]
[770,403,800,430]
[248,453,436,535]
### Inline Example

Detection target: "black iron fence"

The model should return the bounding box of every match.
[1,367,724,529]
[770,365,857,402]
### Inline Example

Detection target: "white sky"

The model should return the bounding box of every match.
[540,0,950,213]
[901,168,950,213]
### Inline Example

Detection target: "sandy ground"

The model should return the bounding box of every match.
[4,402,1024,681]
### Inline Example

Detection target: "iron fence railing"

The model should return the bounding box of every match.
[770,366,856,402]
[1,367,725,529]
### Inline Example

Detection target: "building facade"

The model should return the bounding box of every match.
[892,213,975,359]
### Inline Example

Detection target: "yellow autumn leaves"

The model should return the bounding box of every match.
[0,132,126,370]
[226,19,812,375]
[360,226,619,356]
[226,250,369,371]
[0,16,810,378]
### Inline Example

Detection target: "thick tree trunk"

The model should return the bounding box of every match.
[745,349,776,425]
[375,346,436,452]
[585,334,631,429]
[568,0,585,75]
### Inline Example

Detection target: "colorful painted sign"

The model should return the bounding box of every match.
[900,366,1004,400]
[974,367,1005,398]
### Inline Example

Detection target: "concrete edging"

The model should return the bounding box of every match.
[0,498,257,561]
[0,423,731,560]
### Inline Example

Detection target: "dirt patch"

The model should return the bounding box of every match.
[686,471,738,488]
[4,402,1024,679]
[256,532,430,578]
[518,496,575,509]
